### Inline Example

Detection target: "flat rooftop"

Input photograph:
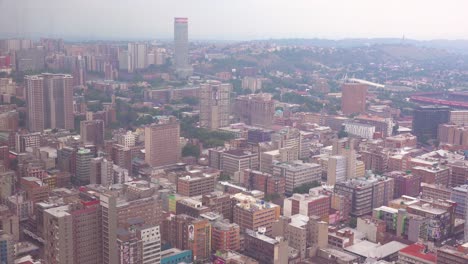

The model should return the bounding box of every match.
[345,240,407,259]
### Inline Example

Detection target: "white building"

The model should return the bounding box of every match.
[327,155,347,185]
[344,122,375,139]
[273,161,321,194]
[117,131,136,147]
[242,77,263,92]
[139,225,161,264]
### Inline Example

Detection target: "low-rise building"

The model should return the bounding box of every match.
[283,192,330,222]
[273,161,321,194]
[243,229,288,264]
[398,243,437,264]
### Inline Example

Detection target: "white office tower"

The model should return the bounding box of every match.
[174,17,193,78]
[139,226,161,264]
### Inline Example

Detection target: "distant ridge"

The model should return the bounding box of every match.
[253,38,468,53]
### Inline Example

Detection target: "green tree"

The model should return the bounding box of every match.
[219,173,231,181]
[10,97,26,107]
[182,144,200,158]
[74,115,86,133]
[181,96,199,106]
[292,181,321,194]
[87,103,103,112]
[349,217,357,228]
[264,193,281,202]
[338,129,348,139]
[134,115,155,126]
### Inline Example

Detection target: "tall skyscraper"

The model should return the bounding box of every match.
[341,83,367,115]
[43,205,74,264]
[0,231,14,264]
[80,120,105,145]
[412,105,450,142]
[327,155,347,185]
[25,73,74,132]
[174,17,193,78]
[128,43,148,72]
[199,80,231,130]
[100,193,118,264]
[465,190,468,242]
[235,93,275,128]
[74,148,94,186]
[44,73,74,130]
[144,117,181,167]
[25,75,45,132]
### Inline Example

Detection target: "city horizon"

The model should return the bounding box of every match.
[1,1,468,264]
[2,0,468,41]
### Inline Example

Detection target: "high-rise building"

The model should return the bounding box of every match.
[235,93,275,128]
[139,226,162,264]
[80,120,105,146]
[465,190,468,242]
[0,231,14,264]
[241,76,263,92]
[144,118,180,167]
[272,127,301,159]
[211,221,240,252]
[327,155,347,185]
[177,174,216,197]
[243,169,285,196]
[283,192,331,222]
[128,43,148,72]
[449,110,468,125]
[341,83,367,115]
[412,165,450,186]
[449,184,468,218]
[25,74,74,132]
[43,205,74,264]
[43,73,74,130]
[232,193,280,235]
[15,132,41,153]
[116,131,136,147]
[74,148,94,185]
[162,214,212,262]
[118,225,161,264]
[118,50,129,71]
[385,171,421,198]
[243,229,288,264]
[92,158,127,187]
[100,193,118,264]
[308,215,329,256]
[25,75,45,132]
[173,17,193,78]
[412,105,450,142]
[334,174,394,217]
[0,111,19,132]
[448,161,468,187]
[220,150,259,181]
[199,80,231,130]
[273,161,321,195]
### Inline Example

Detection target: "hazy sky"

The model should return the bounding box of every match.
[1,0,468,40]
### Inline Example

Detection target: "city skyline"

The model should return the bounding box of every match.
[1,0,468,41]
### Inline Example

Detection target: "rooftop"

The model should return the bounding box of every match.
[399,243,437,263]
[44,205,70,218]
[224,149,255,157]
[345,240,408,259]
[245,229,281,244]
[438,245,468,260]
